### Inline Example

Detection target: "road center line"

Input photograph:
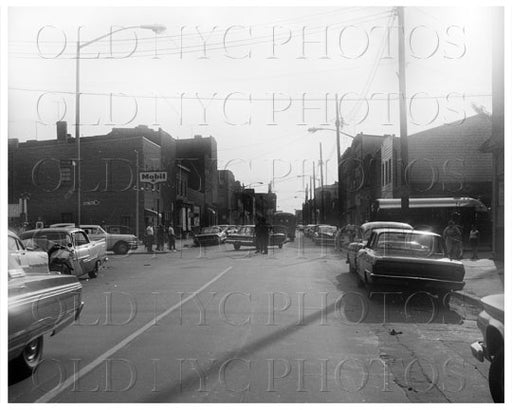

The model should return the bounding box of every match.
[36,266,233,403]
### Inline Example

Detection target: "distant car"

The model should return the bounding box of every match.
[20,227,107,279]
[225,225,287,250]
[313,225,337,246]
[8,230,49,274]
[80,224,138,255]
[356,229,465,300]
[346,221,413,274]
[471,294,504,403]
[193,226,228,246]
[8,233,84,375]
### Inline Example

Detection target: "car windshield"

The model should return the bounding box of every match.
[20,231,71,251]
[319,226,336,234]
[374,232,444,257]
[201,227,220,234]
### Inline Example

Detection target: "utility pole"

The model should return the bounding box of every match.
[398,6,409,213]
[134,150,140,239]
[312,161,317,224]
[335,94,342,227]
[319,143,325,224]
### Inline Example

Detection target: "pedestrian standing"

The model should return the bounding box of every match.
[145,223,154,253]
[443,220,462,260]
[156,224,165,251]
[168,225,176,251]
[254,218,264,253]
[469,224,480,260]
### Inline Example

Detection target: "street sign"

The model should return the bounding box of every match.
[83,200,100,206]
[140,171,167,184]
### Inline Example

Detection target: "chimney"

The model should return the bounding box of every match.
[194,134,202,139]
[56,121,68,142]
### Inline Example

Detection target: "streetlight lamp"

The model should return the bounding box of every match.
[308,95,355,228]
[74,24,166,227]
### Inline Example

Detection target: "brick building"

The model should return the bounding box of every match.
[8,123,224,236]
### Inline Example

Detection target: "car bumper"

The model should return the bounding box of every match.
[471,341,488,362]
[368,271,465,291]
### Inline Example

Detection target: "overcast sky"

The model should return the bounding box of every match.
[8,5,495,213]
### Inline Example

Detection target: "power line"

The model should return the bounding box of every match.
[10,10,393,59]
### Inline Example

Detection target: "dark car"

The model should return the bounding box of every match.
[193,226,228,246]
[356,229,465,301]
[471,294,504,402]
[8,231,84,375]
[225,225,287,250]
[313,225,337,246]
[346,221,413,274]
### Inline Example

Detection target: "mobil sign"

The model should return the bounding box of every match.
[140,171,168,184]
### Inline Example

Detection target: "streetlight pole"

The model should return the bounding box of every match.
[74,24,166,228]
[308,95,353,229]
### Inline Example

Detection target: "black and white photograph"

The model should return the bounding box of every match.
[3,0,508,405]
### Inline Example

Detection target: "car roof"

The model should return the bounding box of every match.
[371,228,440,237]
[22,227,80,234]
[361,221,413,230]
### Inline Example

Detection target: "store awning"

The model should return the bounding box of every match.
[144,208,162,218]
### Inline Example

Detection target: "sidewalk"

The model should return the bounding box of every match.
[455,251,504,306]
[130,238,195,254]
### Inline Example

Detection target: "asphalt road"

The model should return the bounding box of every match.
[8,234,493,403]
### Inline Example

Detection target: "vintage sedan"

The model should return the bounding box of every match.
[313,225,338,246]
[8,233,84,375]
[20,227,107,279]
[471,294,504,402]
[356,229,465,300]
[346,221,413,273]
[193,226,228,246]
[8,230,49,274]
[225,225,287,250]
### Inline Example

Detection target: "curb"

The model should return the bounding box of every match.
[451,291,483,309]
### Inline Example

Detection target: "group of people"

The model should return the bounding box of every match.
[144,223,177,253]
[442,220,480,260]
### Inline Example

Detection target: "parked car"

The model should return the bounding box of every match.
[225,225,287,250]
[104,225,133,235]
[356,229,465,300]
[471,294,504,402]
[8,233,84,375]
[80,224,138,255]
[193,226,228,246]
[20,227,107,279]
[313,225,338,246]
[346,221,413,274]
[50,224,137,254]
[304,224,318,238]
[8,230,49,274]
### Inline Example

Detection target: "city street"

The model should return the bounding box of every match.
[8,235,493,403]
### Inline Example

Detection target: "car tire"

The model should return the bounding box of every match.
[15,336,43,374]
[114,241,129,255]
[489,348,504,403]
[234,243,241,250]
[89,261,100,279]
[278,243,283,249]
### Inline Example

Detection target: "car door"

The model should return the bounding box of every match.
[357,232,377,279]
[71,231,93,275]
